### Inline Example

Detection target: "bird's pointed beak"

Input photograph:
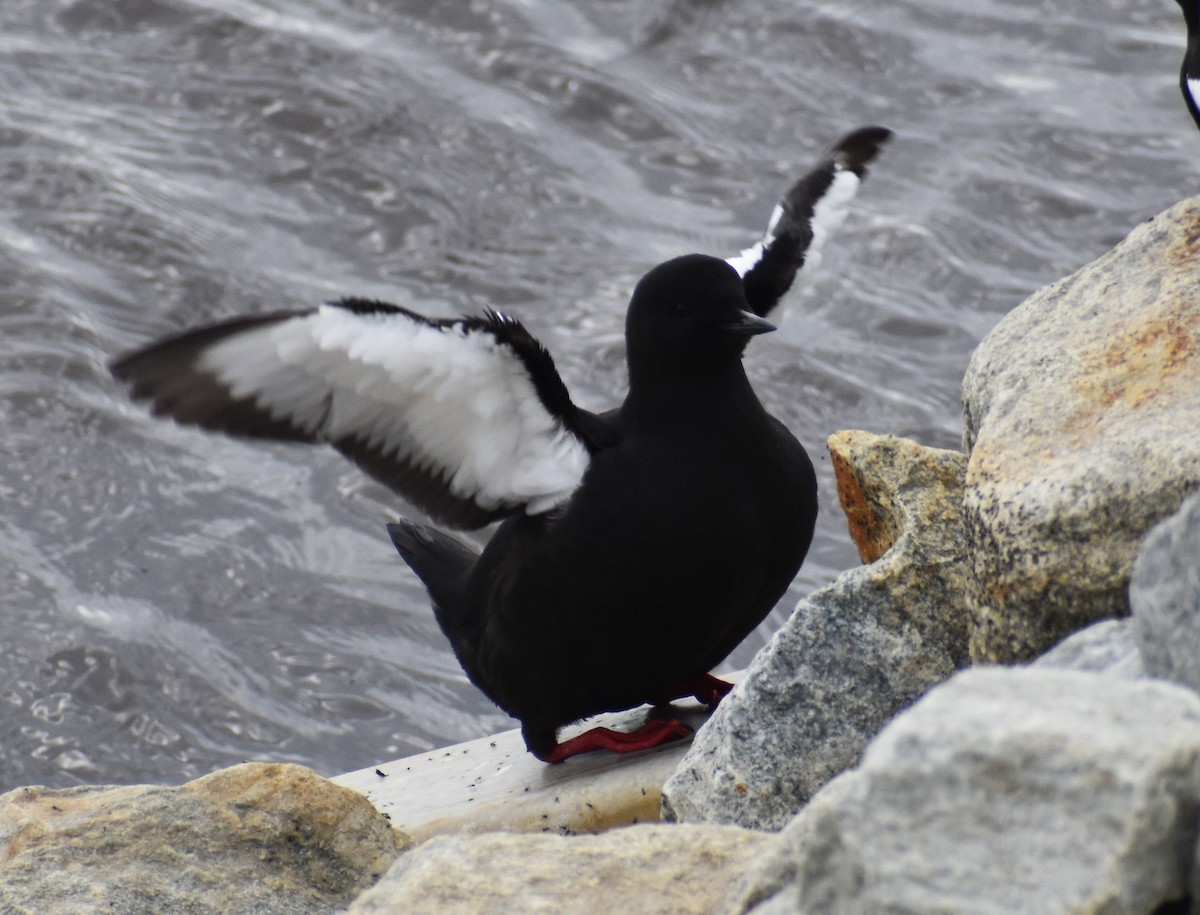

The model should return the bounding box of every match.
[721,310,776,336]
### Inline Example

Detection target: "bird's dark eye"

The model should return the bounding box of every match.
[674,302,689,317]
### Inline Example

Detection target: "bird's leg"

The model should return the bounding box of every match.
[527,718,692,764]
[521,674,733,764]
[652,672,734,709]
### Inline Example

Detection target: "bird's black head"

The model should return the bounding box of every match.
[625,254,774,378]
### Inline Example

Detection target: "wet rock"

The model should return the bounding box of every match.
[1031,618,1144,679]
[346,823,768,914]
[1132,487,1200,693]
[730,667,1200,915]
[661,431,969,831]
[0,762,406,915]
[962,194,1200,663]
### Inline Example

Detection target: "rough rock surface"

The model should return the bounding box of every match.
[1031,618,1145,679]
[0,762,406,915]
[346,823,768,914]
[729,667,1200,915]
[662,431,969,831]
[1132,488,1200,693]
[962,193,1200,663]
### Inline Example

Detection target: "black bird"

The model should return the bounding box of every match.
[1178,0,1200,131]
[111,126,891,763]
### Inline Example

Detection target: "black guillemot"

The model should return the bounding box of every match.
[111,126,891,763]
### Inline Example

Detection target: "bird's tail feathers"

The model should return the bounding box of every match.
[387,519,479,638]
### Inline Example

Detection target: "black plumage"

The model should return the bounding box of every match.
[1177,0,1200,131]
[110,126,890,762]
[739,125,892,318]
[389,255,814,761]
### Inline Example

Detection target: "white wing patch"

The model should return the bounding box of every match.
[1188,77,1200,110]
[727,203,784,278]
[726,167,861,280]
[804,168,861,276]
[198,305,590,515]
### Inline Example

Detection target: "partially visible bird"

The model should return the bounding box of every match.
[111,126,891,763]
[1177,0,1200,131]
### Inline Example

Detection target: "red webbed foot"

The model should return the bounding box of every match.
[535,718,692,764]
[652,672,734,709]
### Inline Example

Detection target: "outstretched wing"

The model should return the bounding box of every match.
[728,125,892,318]
[110,298,595,530]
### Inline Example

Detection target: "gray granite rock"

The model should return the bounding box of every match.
[728,668,1200,915]
[346,823,768,914]
[1031,618,1144,679]
[723,771,862,915]
[662,432,969,831]
[0,762,406,915]
[1132,488,1200,693]
[962,193,1200,663]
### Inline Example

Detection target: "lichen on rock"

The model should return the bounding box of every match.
[962,193,1200,663]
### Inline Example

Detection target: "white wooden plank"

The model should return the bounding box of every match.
[332,680,739,841]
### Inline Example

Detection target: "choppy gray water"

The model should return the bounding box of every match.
[0,0,1194,790]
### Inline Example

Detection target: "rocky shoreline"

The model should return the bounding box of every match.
[2,194,1198,913]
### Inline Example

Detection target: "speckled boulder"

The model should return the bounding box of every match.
[662,432,969,831]
[1132,487,1200,693]
[729,668,1200,915]
[0,762,407,914]
[1031,618,1144,680]
[347,823,768,914]
[962,193,1200,663]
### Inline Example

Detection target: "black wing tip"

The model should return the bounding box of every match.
[107,312,326,441]
[108,351,137,382]
[830,125,894,176]
[109,311,305,380]
[109,331,190,386]
[107,340,189,402]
